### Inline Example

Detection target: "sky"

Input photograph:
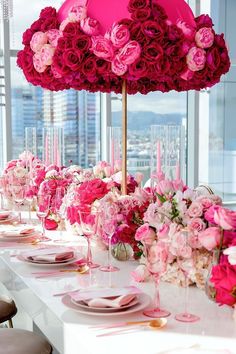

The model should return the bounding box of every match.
[10,0,186,115]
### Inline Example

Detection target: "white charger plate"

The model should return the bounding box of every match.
[17,252,84,267]
[0,232,41,242]
[70,296,139,312]
[62,293,150,316]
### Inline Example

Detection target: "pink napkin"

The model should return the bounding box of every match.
[0,212,10,220]
[28,251,74,262]
[85,294,137,308]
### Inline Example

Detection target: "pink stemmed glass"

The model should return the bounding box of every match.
[10,185,26,223]
[175,229,200,323]
[36,195,51,238]
[0,176,6,209]
[24,183,34,223]
[143,241,170,318]
[78,209,100,269]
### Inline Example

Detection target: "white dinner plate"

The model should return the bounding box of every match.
[0,214,17,224]
[62,293,150,316]
[0,232,41,242]
[70,296,139,312]
[17,252,84,267]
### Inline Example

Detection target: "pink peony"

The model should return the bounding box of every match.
[135,223,156,245]
[110,24,130,48]
[91,36,114,60]
[30,31,48,52]
[40,44,55,66]
[187,202,203,218]
[118,40,141,65]
[33,53,47,73]
[47,29,62,47]
[210,263,236,306]
[195,27,214,49]
[111,56,128,76]
[198,227,221,251]
[78,178,108,205]
[80,17,100,36]
[68,5,87,21]
[214,207,236,231]
[186,46,206,71]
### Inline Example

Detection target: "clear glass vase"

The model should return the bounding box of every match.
[112,242,133,261]
[205,249,221,301]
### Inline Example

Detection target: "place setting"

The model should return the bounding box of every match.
[0,224,44,246]
[0,210,18,224]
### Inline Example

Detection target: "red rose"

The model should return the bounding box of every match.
[128,0,150,12]
[143,42,163,62]
[96,59,111,75]
[167,25,184,41]
[44,218,58,230]
[51,52,71,76]
[128,58,148,79]
[130,22,146,43]
[78,179,108,205]
[214,34,226,48]
[141,20,164,40]
[30,19,44,32]
[81,56,97,80]
[17,47,34,73]
[63,22,80,37]
[22,29,34,45]
[63,49,83,71]
[131,8,151,22]
[118,18,133,27]
[195,14,213,29]
[40,18,59,32]
[40,7,57,19]
[151,3,168,21]
[206,47,221,71]
[57,37,73,50]
[72,35,91,52]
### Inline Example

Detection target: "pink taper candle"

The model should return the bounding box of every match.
[176,162,180,180]
[111,139,115,174]
[156,141,161,175]
[54,132,58,166]
[45,135,49,166]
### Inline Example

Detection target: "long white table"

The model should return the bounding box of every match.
[0,229,236,354]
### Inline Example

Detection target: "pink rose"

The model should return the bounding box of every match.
[135,223,156,245]
[176,19,195,40]
[47,29,62,47]
[204,205,220,224]
[30,31,48,52]
[111,56,128,76]
[180,68,194,81]
[131,264,148,282]
[68,5,87,21]
[40,44,55,66]
[80,17,100,36]
[195,27,214,49]
[188,217,206,232]
[187,202,203,218]
[110,24,130,48]
[44,218,58,230]
[118,40,141,65]
[214,207,236,230]
[186,46,206,71]
[33,53,47,73]
[198,227,221,251]
[91,36,114,60]
[196,196,213,210]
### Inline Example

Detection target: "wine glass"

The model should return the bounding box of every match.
[78,208,100,269]
[99,207,119,272]
[143,241,170,318]
[175,229,200,322]
[24,183,34,223]
[0,176,6,209]
[10,185,25,223]
[36,195,51,238]
[54,186,65,238]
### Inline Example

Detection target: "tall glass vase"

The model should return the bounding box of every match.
[108,127,121,174]
[25,127,37,172]
[43,127,64,168]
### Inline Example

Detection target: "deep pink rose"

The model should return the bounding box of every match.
[33,53,47,73]
[40,7,57,19]
[30,31,48,53]
[109,24,130,48]
[91,36,114,60]
[131,8,151,22]
[195,14,213,29]
[210,263,236,306]
[186,47,206,71]
[128,0,149,12]
[143,42,163,62]
[214,207,236,230]
[81,56,97,79]
[198,227,221,251]
[135,223,156,245]
[44,218,58,230]
[195,27,214,49]
[118,40,141,65]
[47,29,62,47]
[176,19,195,40]
[40,44,55,66]
[204,205,220,224]
[72,35,91,52]
[141,21,164,40]
[63,49,82,70]
[128,58,148,79]
[78,178,108,205]
[22,29,34,45]
[80,18,100,36]
[151,3,167,21]
[111,56,127,76]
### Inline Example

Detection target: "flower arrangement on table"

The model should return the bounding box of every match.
[17,0,230,94]
[2,151,45,207]
[132,178,224,289]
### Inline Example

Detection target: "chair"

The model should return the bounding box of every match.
[0,295,17,328]
[0,328,52,354]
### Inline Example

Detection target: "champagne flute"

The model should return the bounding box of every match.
[0,176,6,209]
[143,241,170,318]
[24,183,34,223]
[175,229,200,322]
[55,186,65,238]
[36,195,51,238]
[78,208,100,269]
[99,206,119,272]
[10,185,25,223]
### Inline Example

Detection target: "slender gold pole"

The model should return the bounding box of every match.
[122,80,127,195]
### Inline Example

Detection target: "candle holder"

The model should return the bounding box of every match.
[43,127,64,168]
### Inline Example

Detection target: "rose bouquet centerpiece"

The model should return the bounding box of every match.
[133,178,223,288]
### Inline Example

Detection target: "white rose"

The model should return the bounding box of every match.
[14,167,27,178]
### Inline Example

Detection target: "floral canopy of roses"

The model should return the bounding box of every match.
[17,0,230,94]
